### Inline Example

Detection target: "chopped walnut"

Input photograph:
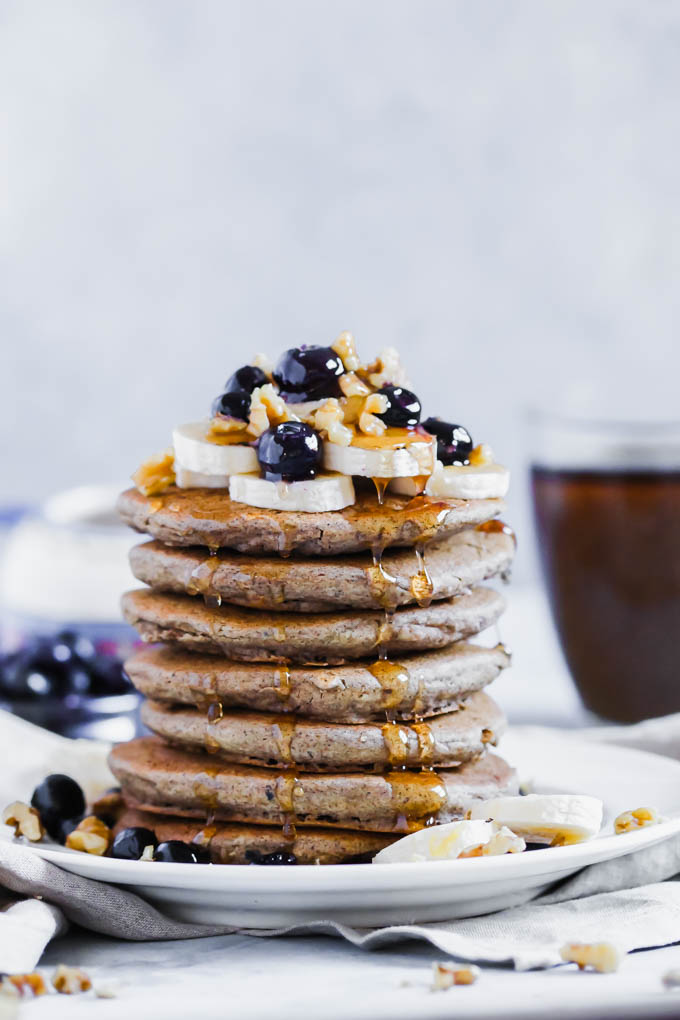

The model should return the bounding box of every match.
[431,962,480,990]
[3,801,44,842]
[65,816,111,855]
[91,789,124,824]
[52,965,92,995]
[339,371,371,399]
[332,331,361,372]
[131,448,175,496]
[1,973,47,997]
[559,942,621,973]
[614,807,661,834]
[358,392,389,436]
[362,346,411,389]
[313,399,354,446]
[469,443,494,467]
[208,414,249,435]
[252,352,274,377]
[247,384,295,437]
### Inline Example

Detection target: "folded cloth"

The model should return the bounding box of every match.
[2,710,680,972]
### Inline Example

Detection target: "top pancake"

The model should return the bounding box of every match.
[117,486,505,556]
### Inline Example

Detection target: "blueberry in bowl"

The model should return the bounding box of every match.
[273,345,344,402]
[154,840,207,863]
[246,849,298,865]
[422,417,473,465]
[257,422,322,482]
[111,826,158,861]
[375,386,422,428]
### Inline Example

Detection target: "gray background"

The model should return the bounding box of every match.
[1,0,678,578]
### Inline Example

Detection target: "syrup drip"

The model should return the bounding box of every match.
[381,722,410,765]
[147,498,163,515]
[277,520,297,558]
[481,728,494,744]
[187,554,222,607]
[272,717,297,766]
[476,519,517,548]
[410,544,434,607]
[205,700,223,754]
[376,610,395,656]
[371,478,389,505]
[368,659,411,713]
[274,771,302,839]
[205,428,250,446]
[272,662,292,700]
[193,769,220,820]
[192,825,217,854]
[368,545,401,610]
[386,770,447,832]
[412,721,435,765]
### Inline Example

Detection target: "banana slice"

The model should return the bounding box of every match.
[323,432,436,479]
[469,794,603,845]
[172,422,258,479]
[229,472,355,512]
[373,819,525,864]
[175,466,229,489]
[391,461,510,500]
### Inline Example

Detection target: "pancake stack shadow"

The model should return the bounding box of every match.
[110,486,519,864]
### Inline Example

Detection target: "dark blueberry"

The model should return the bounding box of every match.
[111,827,158,861]
[66,665,92,695]
[224,364,268,394]
[31,775,86,841]
[257,422,322,482]
[247,849,297,865]
[0,648,63,700]
[422,417,473,465]
[54,630,96,663]
[89,656,132,696]
[154,840,202,863]
[272,345,344,402]
[375,385,421,428]
[211,390,251,422]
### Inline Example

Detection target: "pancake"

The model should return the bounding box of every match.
[115,808,395,864]
[129,528,514,612]
[124,643,511,722]
[122,586,506,662]
[140,691,506,771]
[108,736,518,833]
[117,486,505,556]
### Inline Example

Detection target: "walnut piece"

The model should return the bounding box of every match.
[362,346,411,389]
[247,384,295,438]
[1,973,47,997]
[52,965,92,995]
[339,371,371,398]
[332,330,361,372]
[431,962,480,990]
[65,815,111,855]
[132,448,176,496]
[313,399,354,446]
[559,942,621,973]
[3,801,45,842]
[358,392,389,436]
[614,806,661,834]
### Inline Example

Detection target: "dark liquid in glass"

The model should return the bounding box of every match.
[531,467,680,722]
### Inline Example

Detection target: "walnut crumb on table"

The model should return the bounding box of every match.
[431,962,480,990]
[559,942,621,973]
[52,965,92,995]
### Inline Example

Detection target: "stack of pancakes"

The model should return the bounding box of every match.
[109,485,518,864]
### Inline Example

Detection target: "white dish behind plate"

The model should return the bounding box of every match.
[4,729,680,927]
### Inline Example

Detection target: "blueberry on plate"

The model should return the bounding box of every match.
[272,345,344,402]
[375,385,422,428]
[211,390,252,422]
[88,656,131,696]
[31,775,86,841]
[0,645,64,700]
[154,840,203,863]
[257,421,322,482]
[224,364,268,395]
[111,827,158,861]
[246,850,297,865]
[54,630,96,663]
[422,417,473,465]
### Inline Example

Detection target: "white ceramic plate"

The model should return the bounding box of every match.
[4,729,680,927]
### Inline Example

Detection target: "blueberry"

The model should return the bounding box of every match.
[111,827,158,860]
[66,665,92,695]
[211,390,252,422]
[422,417,473,465]
[246,849,297,865]
[89,656,132,696]
[224,365,268,394]
[54,630,96,663]
[272,345,344,402]
[375,385,422,428]
[154,840,202,863]
[0,648,63,700]
[257,422,322,482]
[31,775,86,841]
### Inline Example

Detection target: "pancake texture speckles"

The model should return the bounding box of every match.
[121,586,506,662]
[117,486,506,556]
[109,736,518,833]
[124,643,511,722]
[129,528,515,612]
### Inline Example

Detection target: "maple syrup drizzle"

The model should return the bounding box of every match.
[204,700,223,754]
[476,519,517,548]
[410,543,434,607]
[147,498,164,515]
[481,727,495,744]
[381,722,410,765]
[371,478,389,505]
[193,768,220,820]
[205,427,251,446]
[386,770,447,832]
[412,721,435,765]
[368,545,401,610]
[187,554,222,607]
[274,771,302,839]
[272,662,292,700]
[192,825,218,855]
[368,659,411,714]
[272,717,297,766]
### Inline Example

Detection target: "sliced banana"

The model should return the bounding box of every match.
[323,433,436,479]
[391,461,510,499]
[229,472,355,512]
[468,794,603,845]
[373,818,525,864]
[175,466,229,489]
[173,421,258,479]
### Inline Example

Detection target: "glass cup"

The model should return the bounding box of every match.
[530,409,680,723]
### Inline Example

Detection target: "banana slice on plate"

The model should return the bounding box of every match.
[173,422,258,480]
[391,461,510,500]
[373,819,525,864]
[468,794,603,845]
[323,432,436,479]
[229,472,355,512]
